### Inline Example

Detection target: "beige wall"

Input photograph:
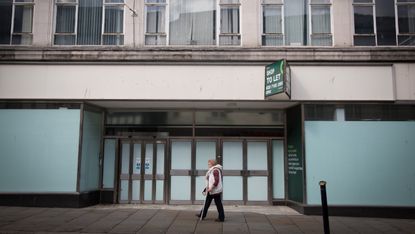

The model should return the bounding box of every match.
[241,0,260,47]
[394,64,415,101]
[0,64,403,101]
[290,66,394,101]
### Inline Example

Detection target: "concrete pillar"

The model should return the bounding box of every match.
[241,0,260,48]
[332,0,353,47]
[32,0,53,46]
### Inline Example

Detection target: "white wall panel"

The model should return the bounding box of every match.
[394,63,415,101]
[0,65,264,100]
[290,66,394,101]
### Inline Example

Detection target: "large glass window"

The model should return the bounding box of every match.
[145,0,240,46]
[397,0,415,45]
[353,0,376,45]
[0,0,33,45]
[219,0,241,45]
[354,0,415,46]
[261,0,332,47]
[54,0,124,45]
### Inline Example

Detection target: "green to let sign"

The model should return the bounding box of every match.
[265,60,285,97]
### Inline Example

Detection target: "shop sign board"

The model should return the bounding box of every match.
[265,60,291,100]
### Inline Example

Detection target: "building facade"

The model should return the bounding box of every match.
[0,0,414,218]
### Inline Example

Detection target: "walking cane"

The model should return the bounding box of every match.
[199,188,208,221]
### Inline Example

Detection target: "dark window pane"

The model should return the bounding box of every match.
[398,5,415,34]
[354,0,373,2]
[398,35,415,45]
[354,6,374,34]
[105,6,124,33]
[375,0,396,45]
[354,35,376,45]
[103,35,124,45]
[304,105,336,121]
[0,0,12,44]
[345,104,415,121]
[13,5,33,33]
[56,5,76,33]
[77,0,102,45]
[54,35,75,45]
[12,34,32,45]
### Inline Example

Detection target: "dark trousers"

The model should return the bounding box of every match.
[200,193,225,221]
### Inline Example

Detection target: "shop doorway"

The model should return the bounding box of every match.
[118,139,166,204]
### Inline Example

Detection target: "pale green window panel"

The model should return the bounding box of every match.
[103,139,116,189]
[305,121,415,206]
[247,142,268,170]
[170,176,191,200]
[121,143,130,174]
[156,180,164,201]
[196,141,216,170]
[248,177,268,201]
[144,180,152,201]
[133,144,141,174]
[171,141,191,169]
[145,144,153,175]
[223,141,243,170]
[132,180,140,201]
[272,140,285,199]
[195,176,206,201]
[0,109,80,193]
[120,180,129,201]
[223,176,243,200]
[157,144,165,175]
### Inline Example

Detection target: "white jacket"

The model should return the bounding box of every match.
[205,164,223,195]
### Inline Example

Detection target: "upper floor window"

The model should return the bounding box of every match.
[54,0,124,46]
[261,0,332,47]
[353,0,415,46]
[0,0,34,45]
[144,0,240,46]
[397,0,415,45]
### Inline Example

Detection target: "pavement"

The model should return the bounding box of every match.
[0,205,414,234]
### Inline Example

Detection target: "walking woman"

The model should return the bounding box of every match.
[196,159,225,222]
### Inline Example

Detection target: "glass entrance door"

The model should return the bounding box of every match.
[118,139,166,204]
[221,139,271,205]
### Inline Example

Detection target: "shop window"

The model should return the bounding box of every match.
[345,104,415,121]
[261,0,332,47]
[304,104,336,121]
[144,0,240,46]
[0,0,33,45]
[54,0,124,45]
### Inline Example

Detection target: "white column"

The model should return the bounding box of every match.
[32,0,53,46]
[332,0,353,47]
[240,0,260,47]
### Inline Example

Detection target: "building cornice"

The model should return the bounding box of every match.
[1,47,415,63]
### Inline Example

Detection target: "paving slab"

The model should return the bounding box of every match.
[0,206,414,234]
[109,209,158,234]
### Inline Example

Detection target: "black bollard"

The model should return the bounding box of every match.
[319,181,330,234]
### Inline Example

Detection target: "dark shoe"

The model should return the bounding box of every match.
[215,218,224,222]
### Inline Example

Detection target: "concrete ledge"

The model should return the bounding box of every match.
[284,200,415,219]
[1,47,415,63]
[0,191,99,208]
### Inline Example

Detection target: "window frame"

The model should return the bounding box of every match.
[144,0,168,46]
[219,0,241,46]
[309,0,333,47]
[395,0,415,46]
[352,0,377,46]
[260,0,285,47]
[144,0,241,47]
[2,0,35,45]
[53,0,125,46]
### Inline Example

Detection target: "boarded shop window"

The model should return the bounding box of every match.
[345,104,415,121]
